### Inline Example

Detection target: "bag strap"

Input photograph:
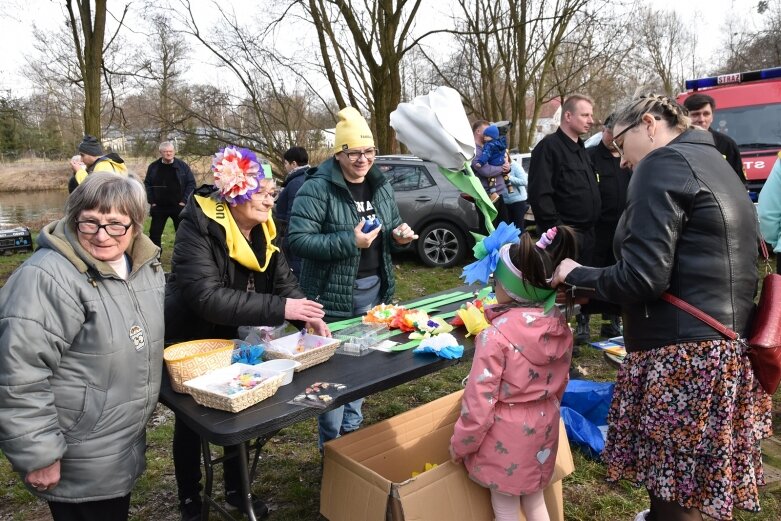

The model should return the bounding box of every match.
[760,239,769,260]
[660,292,740,341]
[661,235,768,340]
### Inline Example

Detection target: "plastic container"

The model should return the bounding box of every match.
[334,323,388,356]
[238,323,290,343]
[256,359,301,385]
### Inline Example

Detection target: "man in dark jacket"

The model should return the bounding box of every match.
[683,93,745,182]
[144,141,196,247]
[586,114,632,338]
[275,146,311,277]
[529,94,601,344]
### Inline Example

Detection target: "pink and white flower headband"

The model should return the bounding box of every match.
[211,146,270,205]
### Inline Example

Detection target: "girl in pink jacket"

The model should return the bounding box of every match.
[451,226,576,521]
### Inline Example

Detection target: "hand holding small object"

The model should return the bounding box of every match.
[392,223,418,244]
[550,258,581,288]
[306,318,331,337]
[69,155,85,173]
[284,298,325,322]
[354,219,382,249]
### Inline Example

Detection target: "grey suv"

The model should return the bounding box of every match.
[375,155,481,268]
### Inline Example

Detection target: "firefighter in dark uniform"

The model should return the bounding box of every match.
[528,94,601,345]
[586,113,632,338]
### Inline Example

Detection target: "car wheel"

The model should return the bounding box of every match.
[416,221,466,268]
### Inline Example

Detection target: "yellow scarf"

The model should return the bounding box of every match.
[195,195,279,272]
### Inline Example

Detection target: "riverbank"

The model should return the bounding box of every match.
[0,157,213,191]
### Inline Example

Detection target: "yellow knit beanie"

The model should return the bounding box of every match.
[334,107,375,153]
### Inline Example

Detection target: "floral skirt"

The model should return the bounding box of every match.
[603,339,773,520]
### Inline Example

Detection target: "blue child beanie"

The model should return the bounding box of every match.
[483,125,500,139]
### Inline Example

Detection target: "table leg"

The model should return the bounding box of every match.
[200,437,213,520]
[236,441,257,521]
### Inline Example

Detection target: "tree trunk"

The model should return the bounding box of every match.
[68,0,107,139]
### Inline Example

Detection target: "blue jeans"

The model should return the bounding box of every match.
[318,274,381,448]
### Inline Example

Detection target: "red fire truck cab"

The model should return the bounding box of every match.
[677,67,781,200]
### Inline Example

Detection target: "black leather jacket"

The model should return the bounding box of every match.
[565,129,758,351]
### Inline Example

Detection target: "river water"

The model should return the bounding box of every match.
[0,191,68,228]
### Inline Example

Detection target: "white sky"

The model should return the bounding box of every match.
[0,0,764,99]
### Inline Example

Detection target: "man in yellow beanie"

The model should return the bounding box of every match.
[288,106,418,448]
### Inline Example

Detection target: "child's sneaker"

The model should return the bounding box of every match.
[634,510,650,521]
[489,193,500,203]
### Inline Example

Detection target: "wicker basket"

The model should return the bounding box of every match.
[183,364,285,413]
[164,339,235,393]
[264,334,341,371]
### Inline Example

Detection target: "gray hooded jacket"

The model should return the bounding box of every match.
[0,219,165,502]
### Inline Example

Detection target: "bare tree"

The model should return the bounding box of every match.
[65,0,133,138]
[299,0,425,153]
[25,1,131,141]
[422,0,621,152]
[168,0,334,173]
[717,1,781,72]
[140,13,190,141]
[631,6,695,96]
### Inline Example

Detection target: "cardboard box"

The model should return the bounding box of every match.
[320,390,575,521]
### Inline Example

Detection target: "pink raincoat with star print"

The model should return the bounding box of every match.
[450,303,572,495]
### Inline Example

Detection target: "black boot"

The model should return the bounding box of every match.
[600,314,622,338]
[179,496,202,521]
[574,313,591,345]
[225,490,269,519]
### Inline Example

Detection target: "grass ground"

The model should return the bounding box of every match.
[0,220,778,520]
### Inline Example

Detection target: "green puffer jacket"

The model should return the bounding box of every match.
[0,219,164,502]
[288,158,403,318]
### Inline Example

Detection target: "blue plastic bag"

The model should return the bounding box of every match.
[231,334,266,365]
[560,379,614,459]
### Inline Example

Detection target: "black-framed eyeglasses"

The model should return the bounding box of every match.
[76,220,133,237]
[344,148,377,162]
[611,116,662,157]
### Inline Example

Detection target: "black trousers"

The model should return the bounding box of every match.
[173,416,243,502]
[48,494,131,521]
[504,201,528,231]
[148,205,184,248]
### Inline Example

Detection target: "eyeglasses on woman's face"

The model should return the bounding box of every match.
[253,188,279,201]
[343,148,377,162]
[611,115,662,157]
[76,220,133,237]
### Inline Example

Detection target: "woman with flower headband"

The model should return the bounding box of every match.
[552,95,771,521]
[450,225,577,521]
[165,146,328,521]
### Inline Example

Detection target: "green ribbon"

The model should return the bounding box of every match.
[494,257,556,312]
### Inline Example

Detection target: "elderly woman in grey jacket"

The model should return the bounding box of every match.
[0,173,165,521]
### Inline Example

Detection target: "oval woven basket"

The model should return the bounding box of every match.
[164,339,235,393]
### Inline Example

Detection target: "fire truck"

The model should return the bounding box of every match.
[676,67,781,200]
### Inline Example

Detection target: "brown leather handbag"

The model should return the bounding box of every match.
[661,242,781,395]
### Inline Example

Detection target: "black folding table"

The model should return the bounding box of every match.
[158,285,481,521]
